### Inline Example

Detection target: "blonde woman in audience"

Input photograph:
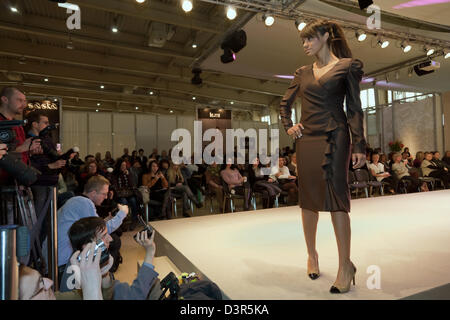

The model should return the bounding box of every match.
[392,153,427,192]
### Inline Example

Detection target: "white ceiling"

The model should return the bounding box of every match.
[202,0,450,92]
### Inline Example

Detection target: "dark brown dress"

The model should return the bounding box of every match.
[279,58,366,213]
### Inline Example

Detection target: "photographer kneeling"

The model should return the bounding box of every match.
[59,216,159,300]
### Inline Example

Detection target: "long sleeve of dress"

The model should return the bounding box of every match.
[345,59,366,154]
[280,68,302,132]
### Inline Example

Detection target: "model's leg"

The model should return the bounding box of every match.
[330,211,355,289]
[301,208,320,275]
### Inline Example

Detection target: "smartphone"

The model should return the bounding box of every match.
[77,239,110,267]
[56,143,61,151]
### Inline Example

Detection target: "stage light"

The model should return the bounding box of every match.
[358,0,373,10]
[230,101,234,105]
[192,43,197,48]
[226,6,237,20]
[220,47,236,63]
[149,91,154,95]
[170,110,174,113]
[182,0,193,13]
[377,37,389,48]
[97,103,101,106]
[295,19,307,31]
[100,85,105,89]
[135,106,139,110]
[424,45,434,56]
[10,7,19,13]
[136,0,146,3]
[112,26,118,33]
[191,68,202,85]
[96,109,99,112]
[263,14,274,27]
[44,78,49,82]
[401,41,411,53]
[192,96,196,100]
[220,30,246,64]
[355,30,367,42]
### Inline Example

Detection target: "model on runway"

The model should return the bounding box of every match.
[279,20,366,293]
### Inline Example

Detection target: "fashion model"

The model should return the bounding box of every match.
[279,20,367,294]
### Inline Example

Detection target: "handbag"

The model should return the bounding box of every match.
[137,186,150,204]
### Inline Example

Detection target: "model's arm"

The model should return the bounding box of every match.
[345,59,367,154]
[280,68,302,132]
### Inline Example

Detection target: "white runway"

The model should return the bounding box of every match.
[150,190,450,300]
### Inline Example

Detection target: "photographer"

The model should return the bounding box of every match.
[59,216,159,300]
[42,175,128,281]
[26,112,69,244]
[19,245,112,300]
[0,87,42,184]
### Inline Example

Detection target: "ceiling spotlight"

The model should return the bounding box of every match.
[97,103,101,106]
[263,14,274,27]
[295,19,307,31]
[170,110,174,113]
[220,30,246,64]
[377,37,389,49]
[135,106,139,110]
[401,41,412,53]
[54,98,58,102]
[230,101,234,105]
[136,0,146,3]
[181,0,193,13]
[355,30,367,42]
[44,78,49,82]
[220,47,236,63]
[424,45,434,56]
[192,43,197,49]
[10,7,19,13]
[100,85,105,89]
[192,96,196,100]
[112,26,118,33]
[444,50,450,59]
[96,109,99,112]
[149,91,154,95]
[408,68,413,77]
[226,6,237,20]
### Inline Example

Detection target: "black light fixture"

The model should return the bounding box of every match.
[191,68,202,85]
[358,0,373,10]
[220,30,246,64]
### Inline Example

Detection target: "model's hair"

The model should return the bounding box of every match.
[84,175,110,193]
[68,217,106,251]
[300,20,352,58]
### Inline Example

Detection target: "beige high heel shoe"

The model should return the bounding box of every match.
[307,254,320,280]
[330,263,356,294]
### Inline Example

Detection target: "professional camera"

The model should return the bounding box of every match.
[33,123,79,161]
[159,272,180,300]
[0,120,41,186]
[133,215,153,241]
[77,238,110,268]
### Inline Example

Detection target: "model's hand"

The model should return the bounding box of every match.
[287,123,304,138]
[352,153,366,169]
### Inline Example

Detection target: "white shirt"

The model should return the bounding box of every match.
[269,165,290,181]
[368,162,386,182]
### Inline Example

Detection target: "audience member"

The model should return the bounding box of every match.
[269,157,298,205]
[413,151,424,168]
[368,153,397,194]
[205,161,224,212]
[142,160,171,219]
[392,152,426,192]
[103,151,115,169]
[220,160,251,211]
[422,152,450,188]
[248,157,282,208]
[113,160,140,229]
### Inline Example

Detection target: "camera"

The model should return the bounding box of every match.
[133,215,153,242]
[0,120,41,186]
[77,239,110,267]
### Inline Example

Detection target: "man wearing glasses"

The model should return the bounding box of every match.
[42,175,128,282]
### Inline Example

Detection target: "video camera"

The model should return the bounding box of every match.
[32,123,79,161]
[0,120,41,186]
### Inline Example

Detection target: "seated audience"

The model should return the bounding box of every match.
[113,160,140,229]
[248,157,282,208]
[287,152,297,176]
[142,160,171,219]
[422,152,450,188]
[392,153,426,192]
[220,160,251,211]
[413,151,424,169]
[205,161,224,212]
[78,159,100,193]
[167,162,202,217]
[270,157,298,205]
[368,153,398,195]
[103,151,115,169]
